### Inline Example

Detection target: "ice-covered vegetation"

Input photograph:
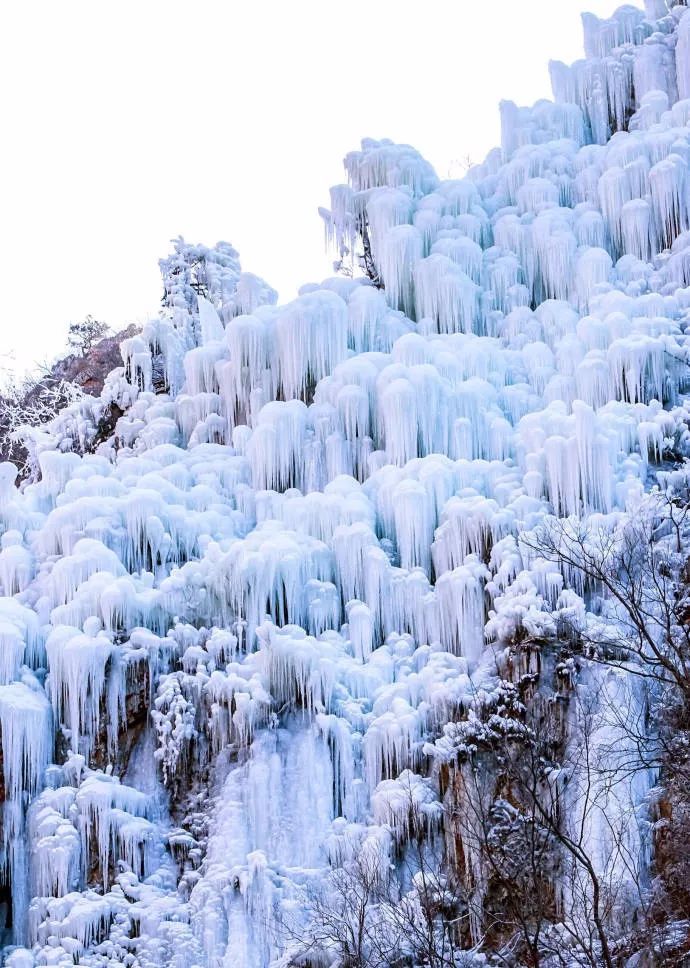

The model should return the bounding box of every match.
[2,2,690,965]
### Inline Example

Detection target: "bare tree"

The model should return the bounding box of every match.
[438,667,661,968]
[279,849,400,968]
[505,480,690,958]
[330,213,383,290]
[520,484,690,703]
[382,826,468,968]
[0,371,84,473]
[445,155,475,179]
[67,315,110,356]
[278,800,472,968]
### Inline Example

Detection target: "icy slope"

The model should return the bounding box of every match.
[1,2,690,965]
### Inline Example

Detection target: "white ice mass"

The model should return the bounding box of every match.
[1,2,690,965]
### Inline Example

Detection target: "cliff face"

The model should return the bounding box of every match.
[50,325,140,397]
[0,324,138,471]
[1,4,690,967]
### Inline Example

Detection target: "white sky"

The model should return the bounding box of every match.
[0,0,635,374]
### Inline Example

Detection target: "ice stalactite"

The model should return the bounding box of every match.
[677,10,690,102]
[0,682,52,943]
[649,152,689,249]
[45,622,116,757]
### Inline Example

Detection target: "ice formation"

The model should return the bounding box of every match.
[1,2,690,965]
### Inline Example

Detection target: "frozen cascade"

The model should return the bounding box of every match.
[2,2,690,965]
[190,727,335,968]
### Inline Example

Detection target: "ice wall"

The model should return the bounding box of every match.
[1,2,690,965]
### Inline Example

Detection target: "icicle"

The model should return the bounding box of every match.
[347,286,388,353]
[29,797,81,900]
[220,312,267,426]
[75,772,150,891]
[0,622,25,686]
[0,532,32,597]
[275,291,348,400]
[677,12,690,101]
[621,198,656,261]
[45,622,115,756]
[378,224,423,318]
[380,378,418,465]
[197,295,224,345]
[598,166,632,256]
[574,246,613,312]
[0,682,52,802]
[247,400,309,490]
[392,479,434,573]
[415,254,481,334]
[430,235,483,283]
[436,557,489,662]
[649,153,689,250]
[346,600,373,662]
[366,187,414,265]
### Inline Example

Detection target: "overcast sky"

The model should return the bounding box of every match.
[0,0,633,374]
